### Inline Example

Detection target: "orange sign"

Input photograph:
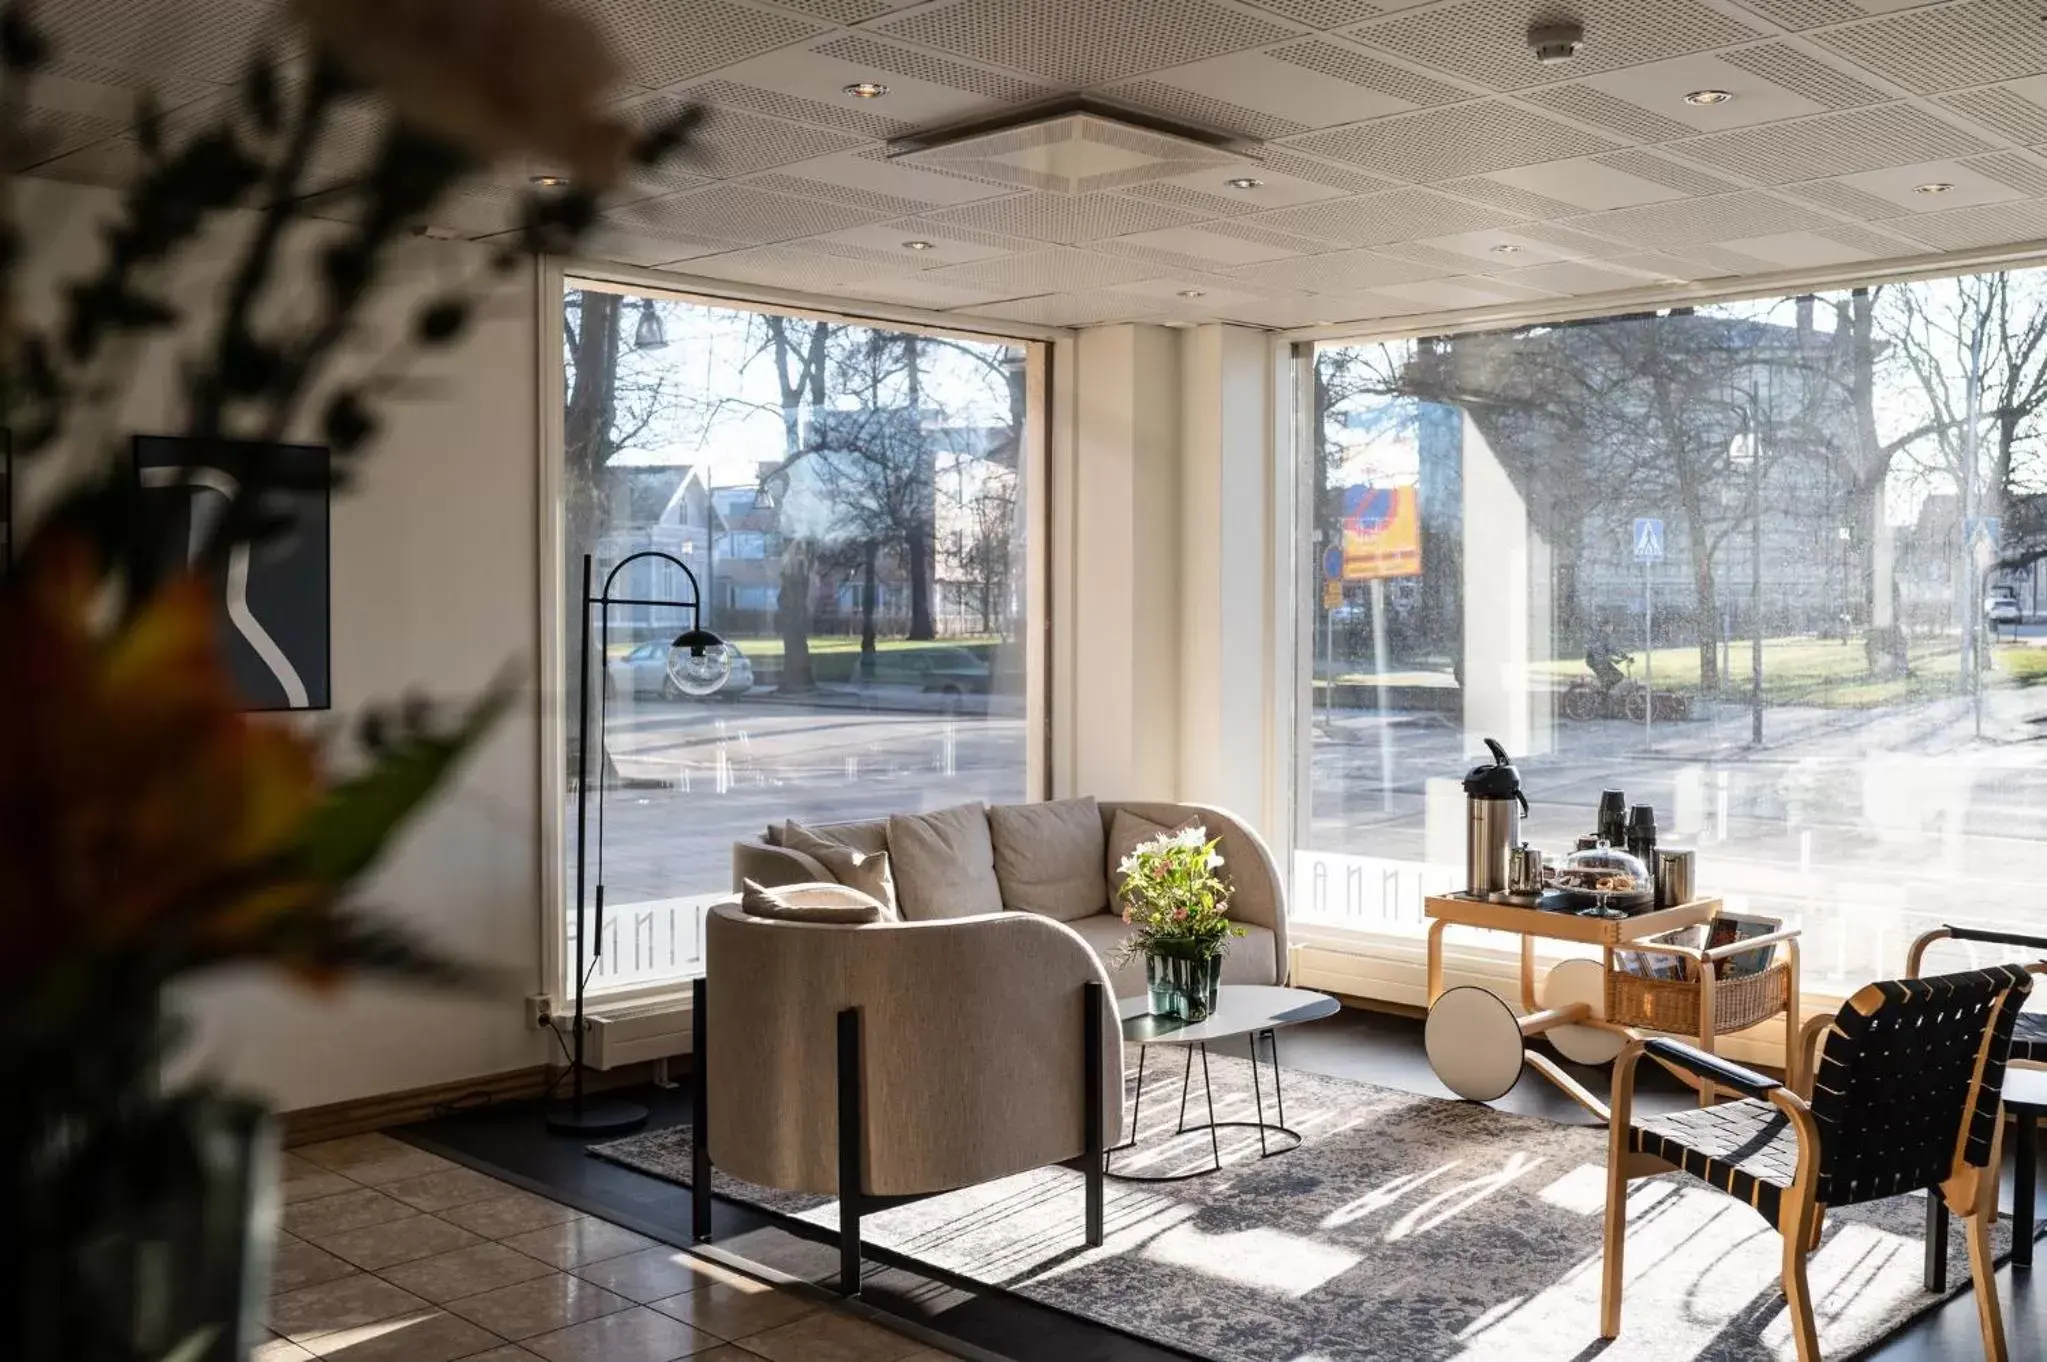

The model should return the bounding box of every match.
[1341,485,1421,580]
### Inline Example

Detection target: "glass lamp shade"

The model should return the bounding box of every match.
[666,627,733,697]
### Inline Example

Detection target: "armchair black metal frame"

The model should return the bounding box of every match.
[688,975,1107,1297]
[1908,925,2047,1294]
[1603,965,2034,1362]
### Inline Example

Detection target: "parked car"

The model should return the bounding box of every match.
[870,646,993,697]
[608,638,754,700]
[1986,589,2022,627]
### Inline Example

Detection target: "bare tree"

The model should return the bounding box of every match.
[760,314,831,692]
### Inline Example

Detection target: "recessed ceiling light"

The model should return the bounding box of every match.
[1684,89,1733,106]
[843,81,889,99]
[902,240,935,251]
[1178,289,1207,298]
[1914,181,1954,195]
[530,174,568,187]
[1225,177,1264,190]
[1490,243,1523,255]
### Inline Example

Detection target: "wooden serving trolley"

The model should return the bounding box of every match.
[1421,893,1801,1122]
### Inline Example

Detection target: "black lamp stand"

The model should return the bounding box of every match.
[548,549,721,1136]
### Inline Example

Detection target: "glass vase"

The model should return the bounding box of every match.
[1161,953,1222,1022]
[1145,954,1176,1017]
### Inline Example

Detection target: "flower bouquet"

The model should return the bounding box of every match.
[1115,826,1243,1022]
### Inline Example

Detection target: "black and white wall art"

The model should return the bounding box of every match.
[133,435,331,711]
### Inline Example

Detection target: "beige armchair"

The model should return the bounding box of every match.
[689,902,1123,1296]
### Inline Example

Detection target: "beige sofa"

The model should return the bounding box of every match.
[731,798,1289,996]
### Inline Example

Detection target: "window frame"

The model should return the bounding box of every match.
[1272,249,2047,1044]
[537,258,1064,1009]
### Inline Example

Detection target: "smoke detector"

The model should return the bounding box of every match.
[1528,21,1584,65]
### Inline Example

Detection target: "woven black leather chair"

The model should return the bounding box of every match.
[1602,965,2033,1362]
[1908,926,2047,1294]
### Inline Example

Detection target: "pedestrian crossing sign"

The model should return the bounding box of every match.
[1633,517,1664,562]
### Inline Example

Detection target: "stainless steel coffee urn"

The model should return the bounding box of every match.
[1462,738,1529,895]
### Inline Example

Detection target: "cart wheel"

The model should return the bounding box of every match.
[1425,986,1524,1102]
[1540,958,1627,1066]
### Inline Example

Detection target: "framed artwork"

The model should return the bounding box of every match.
[132,435,331,711]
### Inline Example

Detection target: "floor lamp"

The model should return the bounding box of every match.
[548,549,731,1136]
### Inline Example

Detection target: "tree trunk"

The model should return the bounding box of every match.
[859,539,878,682]
[562,290,623,782]
[1679,480,1720,691]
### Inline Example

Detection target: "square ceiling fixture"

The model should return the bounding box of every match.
[888,102,1262,195]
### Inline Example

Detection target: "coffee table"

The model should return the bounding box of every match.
[1106,984,1340,1182]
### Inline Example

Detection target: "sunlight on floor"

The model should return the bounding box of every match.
[1141,1224,1361,1297]
[1537,1162,1612,1216]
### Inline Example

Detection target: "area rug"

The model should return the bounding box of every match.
[593,1054,2024,1362]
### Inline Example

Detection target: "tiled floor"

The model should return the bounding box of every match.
[266,1132,964,1362]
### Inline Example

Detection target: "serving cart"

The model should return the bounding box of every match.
[1421,893,1801,1121]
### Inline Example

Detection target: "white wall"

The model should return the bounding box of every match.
[17,179,547,1112]
[1177,324,1273,820]
[1066,324,1183,800]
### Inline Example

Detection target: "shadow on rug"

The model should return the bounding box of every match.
[594,1050,2023,1362]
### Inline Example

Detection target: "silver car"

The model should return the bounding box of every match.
[609,638,754,700]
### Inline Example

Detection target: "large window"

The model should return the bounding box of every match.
[1300,274,2047,993]
[559,284,1037,993]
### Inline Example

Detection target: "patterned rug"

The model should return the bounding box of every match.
[593,1052,2024,1362]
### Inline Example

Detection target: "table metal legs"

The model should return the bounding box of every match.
[1105,1030,1303,1182]
[1926,1107,2038,1292]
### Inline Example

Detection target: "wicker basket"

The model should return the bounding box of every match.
[1607,957,1791,1035]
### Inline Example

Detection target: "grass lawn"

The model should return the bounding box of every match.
[1320,634,2037,710]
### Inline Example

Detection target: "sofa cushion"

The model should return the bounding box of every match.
[1064,913,1278,999]
[887,802,1004,921]
[1105,806,1204,908]
[988,797,1108,922]
[740,879,890,924]
[781,821,898,911]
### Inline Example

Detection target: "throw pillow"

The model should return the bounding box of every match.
[887,802,1004,921]
[988,797,1108,922]
[739,879,888,924]
[781,820,898,912]
[1106,807,1205,908]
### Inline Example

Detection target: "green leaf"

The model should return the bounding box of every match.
[298,679,515,886]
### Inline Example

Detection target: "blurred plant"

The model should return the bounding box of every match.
[0,1,699,1355]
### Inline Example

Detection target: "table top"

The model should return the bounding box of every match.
[1424,893,1721,945]
[2005,1066,2047,1111]
[1118,985,1340,1046]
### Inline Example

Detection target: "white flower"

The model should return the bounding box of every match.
[1173,825,1207,849]
[1206,851,1225,870]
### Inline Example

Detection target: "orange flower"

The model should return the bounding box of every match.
[0,539,326,994]
[293,0,632,187]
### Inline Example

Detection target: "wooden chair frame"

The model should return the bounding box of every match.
[1603,971,2027,1362]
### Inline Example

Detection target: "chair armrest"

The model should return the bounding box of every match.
[1644,1038,1780,1101]
[1910,924,2047,975]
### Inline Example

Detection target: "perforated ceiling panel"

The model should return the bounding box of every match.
[1264,40,1469,107]
[1716,43,1885,110]
[922,191,1210,244]
[1286,103,1620,183]
[1675,104,1991,184]
[876,0,1296,87]
[41,0,2047,334]
[566,0,826,88]
[1812,4,2047,96]
[1521,85,1699,143]
[1352,0,1762,91]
